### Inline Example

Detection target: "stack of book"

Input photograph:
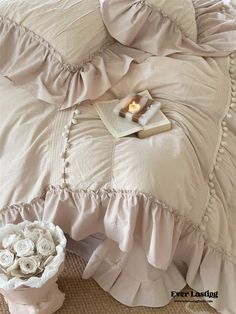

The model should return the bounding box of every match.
[93,90,171,139]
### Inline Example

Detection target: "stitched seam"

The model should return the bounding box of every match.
[109,140,117,189]
[0,184,235,262]
[138,0,194,39]
[0,15,115,72]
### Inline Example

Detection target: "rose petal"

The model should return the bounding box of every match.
[18,256,39,275]
[37,238,55,257]
[13,239,35,257]
[0,250,15,268]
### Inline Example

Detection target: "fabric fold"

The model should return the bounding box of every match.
[41,186,191,270]
[82,238,187,307]
[0,186,236,313]
[100,0,236,57]
[82,232,236,313]
[0,16,149,110]
[0,276,65,314]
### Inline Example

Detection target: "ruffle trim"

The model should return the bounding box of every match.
[0,185,234,264]
[82,236,236,313]
[0,185,235,313]
[137,0,197,40]
[100,0,236,57]
[0,16,148,110]
[82,238,187,307]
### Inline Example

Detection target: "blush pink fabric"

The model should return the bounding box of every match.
[0,275,64,314]
[0,16,149,110]
[1,186,236,313]
[100,0,236,57]
[1,0,236,313]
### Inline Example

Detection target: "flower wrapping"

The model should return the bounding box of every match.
[0,220,66,314]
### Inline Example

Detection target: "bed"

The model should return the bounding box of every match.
[0,0,236,313]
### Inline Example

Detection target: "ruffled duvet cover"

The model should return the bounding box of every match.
[1,1,236,313]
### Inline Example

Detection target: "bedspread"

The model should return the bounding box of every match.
[0,1,236,313]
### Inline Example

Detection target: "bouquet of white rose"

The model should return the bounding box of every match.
[0,221,66,314]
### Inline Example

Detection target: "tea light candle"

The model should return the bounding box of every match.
[113,93,136,115]
[128,101,141,113]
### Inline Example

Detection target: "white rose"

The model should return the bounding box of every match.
[13,239,35,257]
[18,256,39,275]
[7,256,40,277]
[36,238,55,257]
[0,250,15,268]
[2,233,23,249]
[24,227,46,243]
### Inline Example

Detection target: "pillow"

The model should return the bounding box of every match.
[100,0,198,56]
[145,0,197,41]
[0,0,146,109]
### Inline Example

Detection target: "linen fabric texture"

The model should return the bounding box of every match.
[100,0,236,57]
[100,0,198,42]
[0,1,236,314]
[0,275,64,314]
[0,0,148,109]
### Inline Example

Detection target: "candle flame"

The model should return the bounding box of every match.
[128,101,140,113]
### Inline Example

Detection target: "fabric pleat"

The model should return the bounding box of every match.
[100,0,236,57]
[0,16,149,110]
[0,186,235,313]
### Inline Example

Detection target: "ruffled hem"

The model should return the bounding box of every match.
[82,236,236,314]
[0,185,235,314]
[0,16,148,110]
[81,238,187,307]
[100,0,236,57]
[0,185,206,269]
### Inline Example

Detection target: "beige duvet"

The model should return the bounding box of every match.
[0,1,236,313]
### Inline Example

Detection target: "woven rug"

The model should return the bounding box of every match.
[0,252,219,313]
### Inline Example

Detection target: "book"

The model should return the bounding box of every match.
[93,99,171,139]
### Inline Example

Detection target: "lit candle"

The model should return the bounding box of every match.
[128,101,141,113]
